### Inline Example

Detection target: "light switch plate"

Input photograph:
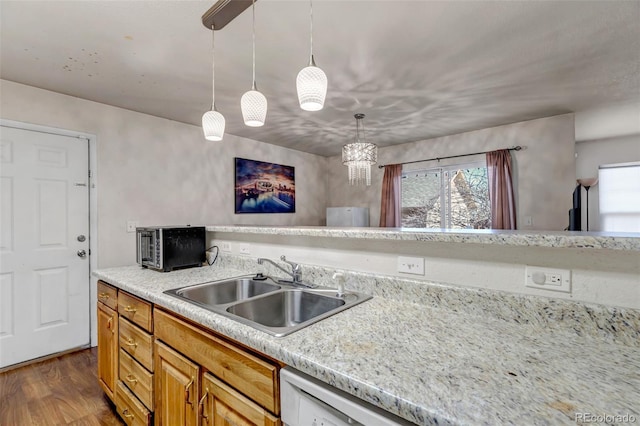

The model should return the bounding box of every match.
[397,256,425,275]
[126,221,138,233]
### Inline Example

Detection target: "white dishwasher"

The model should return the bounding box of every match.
[280,367,414,426]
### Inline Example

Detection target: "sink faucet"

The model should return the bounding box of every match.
[257,255,308,286]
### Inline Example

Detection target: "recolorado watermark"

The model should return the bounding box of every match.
[575,413,637,424]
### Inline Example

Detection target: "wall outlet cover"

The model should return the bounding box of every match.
[525,266,571,293]
[397,256,425,275]
[220,242,232,253]
[239,243,251,255]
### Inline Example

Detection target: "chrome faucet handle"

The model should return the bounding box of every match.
[280,255,300,271]
[332,272,345,298]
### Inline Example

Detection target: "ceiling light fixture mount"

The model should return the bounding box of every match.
[296,0,327,111]
[202,0,254,31]
[342,113,378,186]
[202,24,225,141]
[241,0,267,127]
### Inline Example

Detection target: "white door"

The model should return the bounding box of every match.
[0,125,90,368]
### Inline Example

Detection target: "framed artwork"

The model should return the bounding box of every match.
[234,157,296,214]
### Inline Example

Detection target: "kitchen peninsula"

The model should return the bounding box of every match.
[94,226,640,425]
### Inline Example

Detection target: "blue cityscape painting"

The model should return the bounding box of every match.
[234,158,296,214]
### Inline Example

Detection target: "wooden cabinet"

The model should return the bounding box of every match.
[118,291,153,333]
[154,341,200,426]
[154,308,282,425]
[98,280,282,426]
[154,309,280,415]
[97,281,154,425]
[97,282,118,400]
[200,372,280,426]
[115,381,152,426]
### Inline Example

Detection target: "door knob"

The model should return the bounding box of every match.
[77,235,86,242]
[77,250,87,258]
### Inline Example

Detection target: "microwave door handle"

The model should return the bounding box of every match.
[137,231,142,264]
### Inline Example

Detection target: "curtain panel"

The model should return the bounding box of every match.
[379,164,402,227]
[486,149,517,230]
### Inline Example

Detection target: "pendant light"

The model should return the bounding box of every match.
[296,0,327,111]
[342,113,378,186]
[241,0,267,127]
[202,24,225,141]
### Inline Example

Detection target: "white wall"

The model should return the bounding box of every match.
[0,80,329,268]
[575,135,640,231]
[328,114,576,230]
[575,101,640,142]
[212,235,640,309]
[574,102,640,232]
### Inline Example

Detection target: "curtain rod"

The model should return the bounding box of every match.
[377,146,522,169]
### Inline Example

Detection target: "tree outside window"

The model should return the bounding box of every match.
[401,163,491,229]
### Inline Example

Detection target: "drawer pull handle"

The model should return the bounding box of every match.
[124,306,137,313]
[106,317,112,329]
[124,338,138,348]
[122,408,134,420]
[125,374,138,385]
[98,292,110,299]
[198,388,209,422]
[185,377,194,406]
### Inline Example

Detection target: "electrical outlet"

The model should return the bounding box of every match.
[397,256,425,275]
[220,242,232,253]
[525,266,571,293]
[126,221,138,233]
[239,243,251,255]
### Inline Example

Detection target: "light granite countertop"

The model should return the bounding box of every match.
[94,263,640,426]
[207,225,640,251]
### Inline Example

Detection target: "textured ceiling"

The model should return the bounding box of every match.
[1,0,639,157]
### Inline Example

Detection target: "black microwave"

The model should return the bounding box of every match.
[136,226,206,272]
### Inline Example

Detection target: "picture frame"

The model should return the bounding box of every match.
[234,157,296,214]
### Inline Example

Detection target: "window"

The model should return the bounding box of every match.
[598,162,640,232]
[401,162,491,229]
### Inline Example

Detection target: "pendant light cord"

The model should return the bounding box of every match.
[211,24,216,110]
[252,0,256,89]
[309,0,314,64]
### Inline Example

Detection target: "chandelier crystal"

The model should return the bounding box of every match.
[296,0,327,111]
[342,113,378,186]
[202,24,225,141]
[241,0,267,126]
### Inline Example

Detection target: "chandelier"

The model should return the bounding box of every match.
[342,113,378,186]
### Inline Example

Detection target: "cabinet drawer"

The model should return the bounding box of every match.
[97,281,118,311]
[118,291,152,332]
[203,372,280,426]
[154,309,280,415]
[115,380,152,426]
[119,350,154,411]
[119,316,153,372]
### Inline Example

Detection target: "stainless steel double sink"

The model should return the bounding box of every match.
[164,275,371,337]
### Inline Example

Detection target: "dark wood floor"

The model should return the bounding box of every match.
[0,348,124,425]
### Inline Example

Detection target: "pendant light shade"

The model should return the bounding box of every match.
[342,113,378,186]
[241,0,267,127]
[202,24,225,141]
[297,0,327,111]
[241,88,267,127]
[297,58,327,111]
[202,109,226,141]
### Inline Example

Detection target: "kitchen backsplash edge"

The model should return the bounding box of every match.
[217,254,640,347]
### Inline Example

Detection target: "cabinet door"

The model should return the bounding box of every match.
[97,302,118,400]
[155,341,200,426]
[200,372,280,426]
